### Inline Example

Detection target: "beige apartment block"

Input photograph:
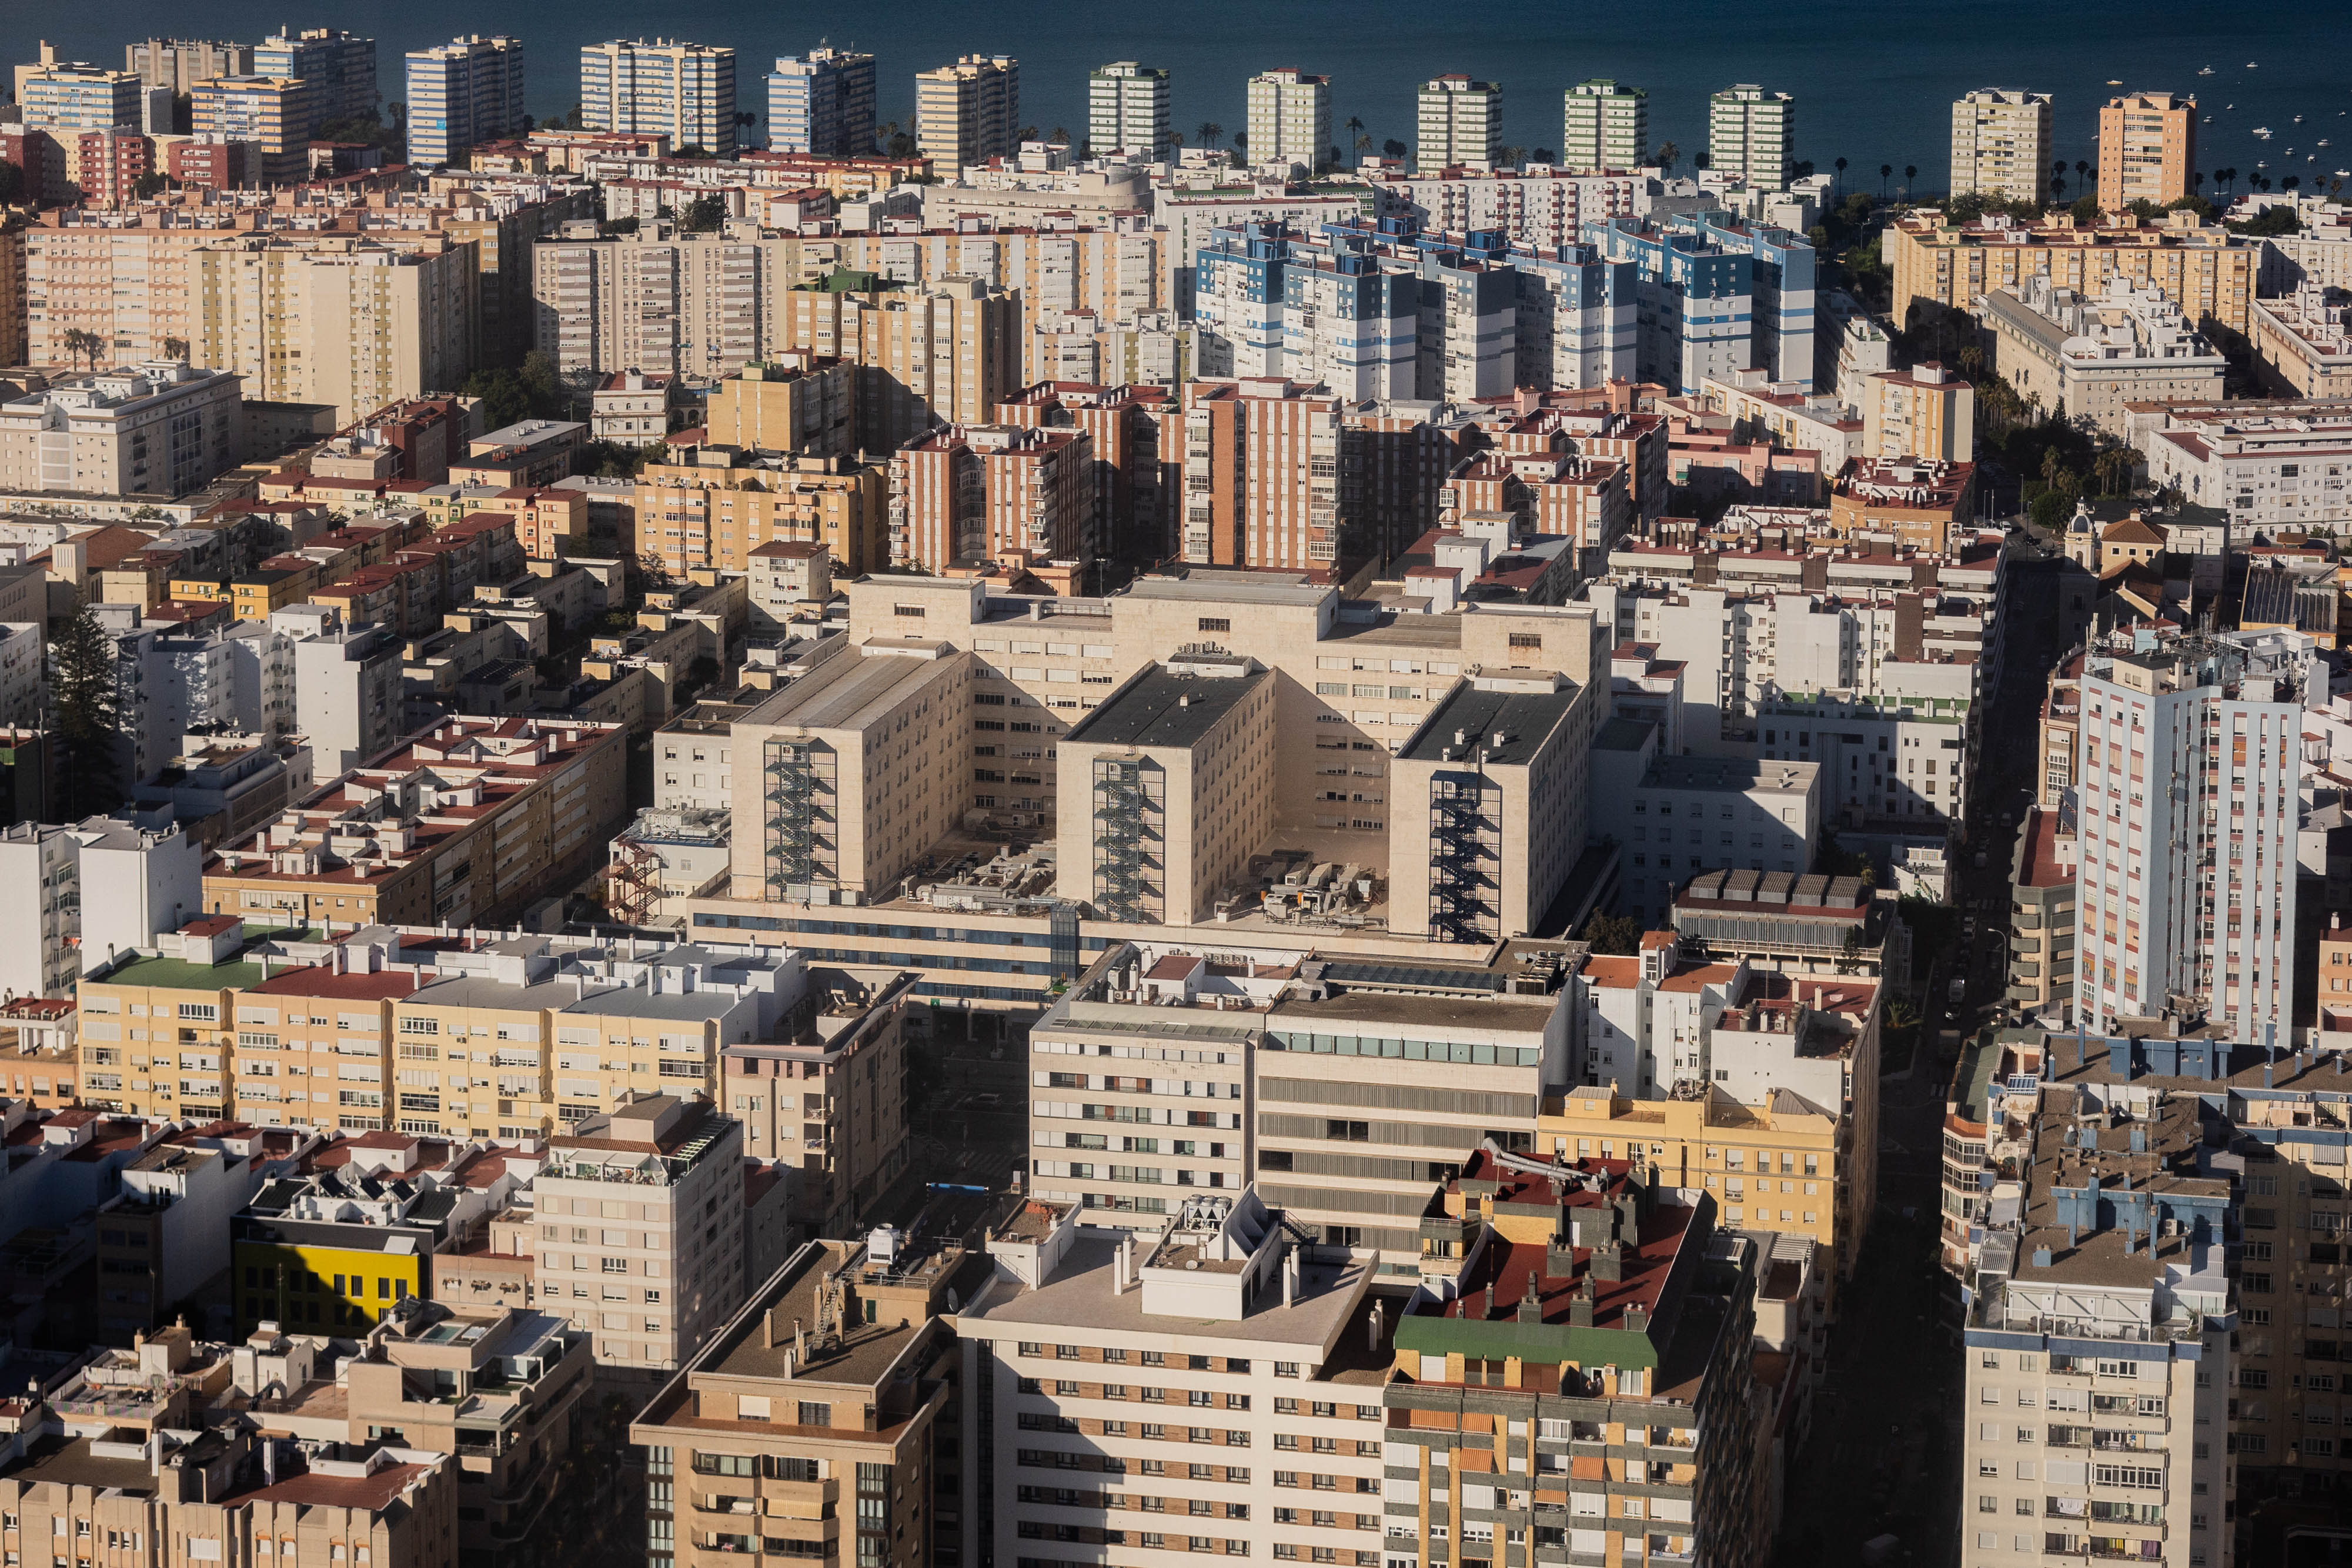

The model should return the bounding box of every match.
[727,642,975,901]
[2250,283,2352,399]
[1246,68,1332,175]
[1055,654,1279,926]
[1976,273,2229,436]
[189,235,479,424]
[1386,668,1595,942]
[1180,377,1350,570]
[338,1302,594,1561]
[1949,89,2052,204]
[775,275,1021,452]
[917,54,1018,176]
[956,1192,1390,1565]
[702,355,857,454]
[723,966,916,1236]
[233,961,421,1134]
[629,1234,965,1568]
[0,362,242,499]
[2098,90,2197,211]
[1862,361,1976,463]
[75,918,268,1125]
[534,1094,749,1377]
[1887,211,2253,343]
[0,1418,458,1568]
[632,446,891,577]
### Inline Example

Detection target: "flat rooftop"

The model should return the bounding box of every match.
[1064,666,1271,750]
[1398,678,1578,768]
[963,1231,1371,1352]
[737,643,959,732]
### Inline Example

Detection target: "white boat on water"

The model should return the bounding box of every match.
[2253,127,2273,138]
[2199,65,2215,75]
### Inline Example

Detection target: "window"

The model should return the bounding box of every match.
[1198,618,1231,634]
[797,1402,831,1426]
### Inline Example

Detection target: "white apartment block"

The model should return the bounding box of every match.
[2134,397,2352,532]
[1365,167,1642,254]
[1245,68,1331,176]
[0,815,201,998]
[275,605,404,775]
[405,35,527,168]
[958,1192,1389,1568]
[1708,84,1796,193]
[533,1094,748,1376]
[1514,246,1640,390]
[1090,62,1170,159]
[1698,369,1865,472]
[0,363,242,500]
[0,623,42,731]
[1416,75,1501,173]
[580,39,739,158]
[1560,79,1646,171]
[2076,631,2307,1042]
[1586,745,1820,925]
[766,48,876,158]
[1950,89,2053,205]
[143,618,296,744]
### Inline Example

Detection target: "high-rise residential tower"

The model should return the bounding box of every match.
[253,27,377,131]
[1087,60,1170,158]
[1416,74,1502,172]
[915,54,1018,176]
[580,38,739,158]
[1245,66,1330,173]
[1561,78,1648,170]
[404,35,526,167]
[2076,630,2306,1041]
[1950,88,2053,203]
[766,47,875,156]
[1708,82,1795,191]
[2098,89,2197,210]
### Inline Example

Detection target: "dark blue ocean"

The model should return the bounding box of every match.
[9,2,2351,194]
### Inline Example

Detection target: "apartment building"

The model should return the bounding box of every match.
[632,446,890,577]
[1585,218,1756,393]
[1561,79,1647,171]
[1886,211,2254,342]
[202,716,629,929]
[1246,68,1331,175]
[1384,1147,1762,1568]
[0,362,240,498]
[917,55,1019,176]
[0,1417,457,1568]
[2007,805,2075,1020]
[191,76,322,184]
[894,423,1095,571]
[1090,62,1170,160]
[1418,76,1502,173]
[406,36,527,168]
[723,965,914,1235]
[2249,283,2352,399]
[1950,89,2053,204]
[768,48,877,157]
[1978,274,2229,436]
[582,39,739,158]
[533,1094,748,1375]
[1177,377,1352,570]
[1957,1057,2231,1568]
[254,27,378,132]
[1367,167,1643,255]
[0,817,201,1002]
[702,356,857,453]
[1514,245,1641,391]
[1863,361,1976,463]
[2098,91,2197,211]
[1539,1081,1846,1269]
[18,60,143,131]
[2132,397,2352,530]
[1709,83,1796,192]
[126,38,253,93]
[957,1189,1389,1566]
[2077,630,2306,1043]
[1193,222,1417,399]
[188,235,476,424]
[630,1232,969,1568]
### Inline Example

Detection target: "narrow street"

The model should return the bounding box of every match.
[1774,533,2072,1567]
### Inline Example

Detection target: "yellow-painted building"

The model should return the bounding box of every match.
[231,563,322,620]
[74,918,280,1124]
[232,1223,427,1334]
[1538,1081,1845,1270]
[230,963,421,1132]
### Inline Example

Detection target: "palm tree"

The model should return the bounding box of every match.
[61,327,103,371]
[2050,173,2066,202]
[1834,156,1847,200]
[2074,159,2090,200]
[161,336,189,362]
[1656,141,1679,176]
[1197,122,1222,151]
[1355,132,1374,158]
[1903,165,1918,201]
[1048,125,1070,146]
[1880,163,1893,199]
[1344,114,1365,151]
